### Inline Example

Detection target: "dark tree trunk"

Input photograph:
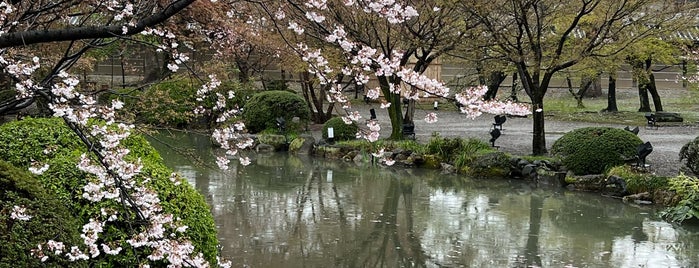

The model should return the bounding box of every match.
[603,74,618,112]
[510,72,519,102]
[531,98,546,155]
[647,73,663,112]
[484,71,507,100]
[300,72,334,124]
[378,76,404,139]
[583,75,602,98]
[638,83,652,112]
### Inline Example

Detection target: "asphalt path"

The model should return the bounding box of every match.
[319,104,699,177]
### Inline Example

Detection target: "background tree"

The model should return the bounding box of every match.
[458,0,693,155]
[257,0,476,139]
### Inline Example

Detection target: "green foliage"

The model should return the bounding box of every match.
[0,117,219,266]
[0,160,84,268]
[111,77,253,128]
[679,136,699,175]
[335,139,424,154]
[606,165,667,194]
[322,117,358,141]
[241,90,310,133]
[426,134,493,166]
[661,174,699,223]
[551,127,643,175]
[266,80,289,91]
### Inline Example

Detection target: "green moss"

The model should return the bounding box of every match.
[288,137,305,152]
[241,90,310,133]
[465,151,511,178]
[0,160,85,268]
[0,118,218,266]
[551,127,642,175]
[322,117,359,141]
[258,134,288,150]
[606,165,668,194]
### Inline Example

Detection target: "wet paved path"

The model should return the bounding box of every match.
[315,104,699,177]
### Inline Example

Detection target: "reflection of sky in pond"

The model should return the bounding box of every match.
[150,132,699,268]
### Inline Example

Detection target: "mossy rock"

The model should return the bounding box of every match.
[0,118,219,266]
[322,117,359,142]
[551,127,642,175]
[606,165,668,194]
[241,90,310,133]
[420,154,443,169]
[0,160,85,268]
[258,134,288,150]
[465,151,511,178]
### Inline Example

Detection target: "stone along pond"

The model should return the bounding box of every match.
[149,132,699,268]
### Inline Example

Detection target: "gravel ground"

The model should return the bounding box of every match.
[313,104,699,177]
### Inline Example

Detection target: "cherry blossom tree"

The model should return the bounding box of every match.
[246,0,530,141]
[0,0,529,267]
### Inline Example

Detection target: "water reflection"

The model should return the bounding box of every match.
[149,132,699,268]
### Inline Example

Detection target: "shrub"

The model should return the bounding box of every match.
[426,134,494,166]
[241,90,310,133]
[0,118,219,266]
[551,127,642,175]
[0,160,85,268]
[680,136,699,175]
[322,117,358,141]
[110,77,253,128]
[661,174,699,223]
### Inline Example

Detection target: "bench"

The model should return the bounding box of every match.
[645,112,683,129]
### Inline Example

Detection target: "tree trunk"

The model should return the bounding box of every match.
[532,98,547,155]
[583,75,602,97]
[510,72,519,102]
[647,73,663,112]
[235,57,250,84]
[378,76,404,139]
[638,83,651,112]
[603,74,618,112]
[484,71,507,100]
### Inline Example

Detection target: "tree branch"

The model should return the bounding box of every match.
[0,0,195,49]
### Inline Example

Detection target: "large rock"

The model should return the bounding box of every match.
[288,135,315,155]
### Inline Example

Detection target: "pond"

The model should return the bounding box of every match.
[149,132,699,268]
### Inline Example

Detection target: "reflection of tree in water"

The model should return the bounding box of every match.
[339,177,431,268]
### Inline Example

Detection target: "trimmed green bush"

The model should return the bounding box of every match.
[0,118,218,266]
[680,136,699,175]
[322,117,358,141]
[551,127,642,175]
[241,90,310,133]
[0,160,85,268]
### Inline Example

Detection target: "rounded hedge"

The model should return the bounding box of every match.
[680,136,699,175]
[241,90,310,133]
[0,160,85,268]
[322,117,359,141]
[0,118,219,266]
[551,127,642,175]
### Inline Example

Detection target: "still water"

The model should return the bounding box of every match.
[150,132,699,268]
